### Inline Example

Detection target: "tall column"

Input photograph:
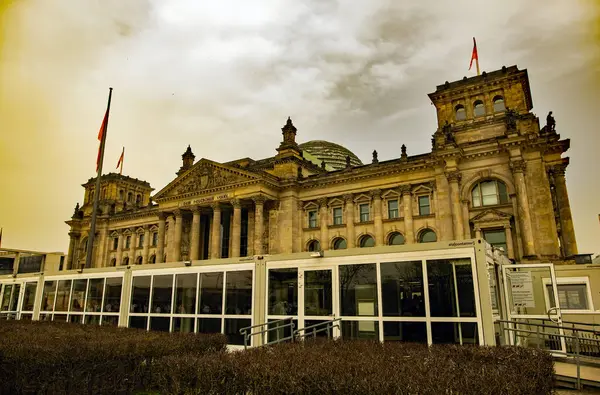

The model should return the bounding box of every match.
[253,197,266,255]
[128,228,136,264]
[247,210,255,256]
[551,164,578,257]
[511,160,536,257]
[67,232,79,270]
[401,186,414,243]
[173,209,183,262]
[510,194,524,260]
[319,198,329,251]
[140,226,149,265]
[343,194,356,248]
[116,231,124,265]
[447,171,464,240]
[156,213,167,263]
[461,200,471,239]
[474,226,482,239]
[96,224,108,268]
[372,189,384,246]
[190,207,201,261]
[231,199,242,258]
[211,204,222,259]
[504,224,515,260]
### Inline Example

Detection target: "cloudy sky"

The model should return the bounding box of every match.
[1,0,599,255]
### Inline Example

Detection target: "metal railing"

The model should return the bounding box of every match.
[497,319,600,390]
[294,318,341,341]
[239,317,296,350]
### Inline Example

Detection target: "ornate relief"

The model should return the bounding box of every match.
[471,208,512,224]
[176,163,243,194]
[446,171,462,183]
[510,160,527,174]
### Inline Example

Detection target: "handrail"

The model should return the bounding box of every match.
[239,317,295,349]
[498,319,600,336]
[294,318,341,340]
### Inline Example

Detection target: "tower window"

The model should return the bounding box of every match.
[152,232,158,247]
[112,237,118,250]
[455,104,466,121]
[127,192,133,202]
[473,100,485,117]
[493,95,505,113]
[125,236,131,249]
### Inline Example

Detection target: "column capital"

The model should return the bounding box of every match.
[157,212,168,221]
[143,224,150,231]
[318,197,328,208]
[68,231,81,238]
[503,223,511,230]
[370,189,382,199]
[446,170,462,183]
[252,195,267,205]
[474,225,482,232]
[510,159,527,174]
[172,209,183,218]
[343,193,354,203]
[461,199,470,205]
[231,199,242,209]
[400,185,412,196]
[549,163,567,178]
[210,202,222,211]
[191,205,203,214]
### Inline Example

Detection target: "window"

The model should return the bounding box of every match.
[388,232,405,245]
[136,256,143,265]
[127,192,133,202]
[418,196,430,216]
[152,232,158,246]
[359,235,375,248]
[138,234,144,248]
[308,211,318,228]
[119,190,124,200]
[125,236,131,249]
[419,229,437,243]
[483,229,507,253]
[149,254,156,264]
[307,240,321,252]
[359,204,370,222]
[333,207,343,225]
[455,104,466,121]
[388,199,399,219]
[136,194,141,205]
[493,95,505,113]
[333,238,347,250]
[112,237,118,250]
[471,180,509,207]
[545,278,593,311]
[473,100,485,117]
[123,257,129,266]
[109,258,116,267]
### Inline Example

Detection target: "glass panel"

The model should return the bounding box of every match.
[69,314,83,324]
[381,261,425,317]
[547,284,589,310]
[418,196,430,215]
[360,236,375,248]
[388,200,398,218]
[173,317,195,333]
[498,181,509,203]
[342,321,379,340]
[151,275,173,314]
[86,278,104,312]
[455,262,476,317]
[175,273,197,314]
[70,279,87,312]
[383,322,427,343]
[303,320,332,338]
[55,280,71,312]
[225,318,251,345]
[493,98,505,112]
[42,281,57,311]
[225,271,252,315]
[104,277,122,312]
[86,315,101,325]
[359,204,370,222]
[483,230,507,253]
[419,230,436,243]
[8,284,20,312]
[339,264,377,316]
[304,270,332,316]
[428,259,475,317]
[333,239,347,250]
[456,107,466,120]
[333,208,343,225]
[505,267,553,316]
[1,285,12,310]
[197,318,222,334]
[131,276,151,313]
[102,315,119,327]
[199,272,223,314]
[23,283,37,311]
[389,233,405,245]
[20,314,32,321]
[308,211,318,228]
[53,314,67,322]
[480,181,498,206]
[471,186,481,207]
[267,319,297,343]
[150,316,171,332]
[432,322,479,345]
[268,268,298,315]
[129,316,147,330]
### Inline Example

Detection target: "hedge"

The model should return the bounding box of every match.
[0,320,226,394]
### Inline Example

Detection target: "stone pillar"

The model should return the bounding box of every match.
[157,213,167,263]
[447,171,464,240]
[344,194,355,248]
[372,189,384,246]
[95,224,108,268]
[190,207,201,261]
[231,199,242,258]
[142,225,150,264]
[253,197,266,255]
[461,200,471,239]
[511,160,536,257]
[116,231,124,265]
[173,210,183,262]
[211,204,222,259]
[504,224,515,260]
[474,226,482,239]
[551,165,578,257]
[510,194,524,260]
[128,228,136,264]
[401,186,414,243]
[319,198,329,251]
[247,210,255,256]
[67,232,79,270]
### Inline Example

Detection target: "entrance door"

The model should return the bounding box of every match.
[298,267,338,338]
[501,263,566,354]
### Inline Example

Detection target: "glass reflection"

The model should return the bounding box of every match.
[225,318,251,345]
[383,322,427,343]
[70,279,87,312]
[175,273,197,314]
[339,264,377,316]
[42,281,57,311]
[86,279,104,312]
[198,273,223,314]
[304,270,332,316]
[268,269,298,315]
[102,316,119,326]
[226,271,252,315]
[23,283,37,311]
[55,280,71,312]
[342,321,379,340]
[381,261,425,317]
[104,277,122,312]
[173,317,195,333]
[431,322,479,345]
[0,284,12,310]
[427,259,475,317]
[131,276,151,313]
[151,275,173,314]
[8,284,20,312]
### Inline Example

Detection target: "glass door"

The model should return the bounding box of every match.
[502,263,566,354]
[298,267,338,338]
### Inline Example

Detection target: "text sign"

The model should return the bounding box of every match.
[179,193,231,207]
[509,271,535,308]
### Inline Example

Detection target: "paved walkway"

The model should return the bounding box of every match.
[555,361,600,383]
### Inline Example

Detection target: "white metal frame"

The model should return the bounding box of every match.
[541,276,595,313]
[0,277,39,320]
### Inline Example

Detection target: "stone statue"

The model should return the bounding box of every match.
[443,121,455,144]
[345,155,351,168]
[546,111,556,132]
[372,150,378,164]
[505,107,517,131]
[73,203,80,215]
[297,166,303,179]
[321,160,326,170]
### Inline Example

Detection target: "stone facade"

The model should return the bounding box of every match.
[66,65,577,269]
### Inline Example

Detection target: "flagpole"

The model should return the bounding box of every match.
[120,147,124,175]
[85,87,113,269]
[474,37,480,76]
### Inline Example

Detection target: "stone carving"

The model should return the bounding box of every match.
[399,185,412,196]
[401,144,408,161]
[442,121,455,144]
[177,164,240,194]
[446,171,462,183]
[321,160,326,170]
[370,189,382,199]
[510,159,527,174]
[546,111,556,133]
[345,155,351,168]
[505,107,518,131]
[318,197,328,208]
[372,150,379,164]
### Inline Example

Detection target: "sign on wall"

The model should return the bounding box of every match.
[509,271,535,308]
[178,193,231,207]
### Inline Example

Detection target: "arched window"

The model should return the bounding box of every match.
[136,256,143,265]
[136,194,141,205]
[359,235,375,248]
[127,192,133,202]
[388,232,405,245]
[473,100,485,117]
[455,104,466,121]
[149,254,156,264]
[307,240,321,252]
[418,229,437,243]
[471,180,509,207]
[163,254,167,263]
[109,258,116,267]
[493,95,505,113]
[119,190,124,200]
[122,257,129,266]
[332,238,347,250]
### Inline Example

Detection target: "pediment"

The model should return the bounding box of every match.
[154,159,262,200]
[382,189,400,199]
[353,193,371,203]
[302,201,319,211]
[471,208,512,223]
[412,184,433,195]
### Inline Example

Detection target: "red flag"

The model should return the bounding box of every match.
[469,37,479,74]
[96,109,109,172]
[116,147,124,172]
[0,228,3,248]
